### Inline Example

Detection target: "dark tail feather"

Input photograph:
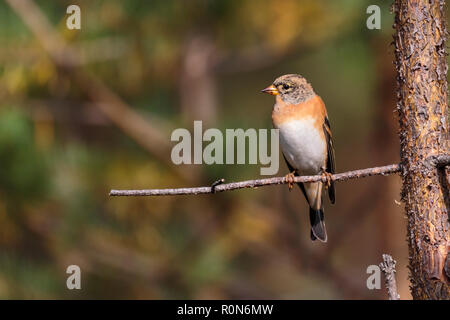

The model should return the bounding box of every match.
[309,207,327,242]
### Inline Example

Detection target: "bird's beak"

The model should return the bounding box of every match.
[261,84,279,95]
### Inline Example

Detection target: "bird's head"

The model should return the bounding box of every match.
[261,74,315,105]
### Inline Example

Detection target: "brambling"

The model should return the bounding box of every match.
[262,74,335,242]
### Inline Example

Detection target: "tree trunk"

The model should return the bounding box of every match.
[393,0,449,299]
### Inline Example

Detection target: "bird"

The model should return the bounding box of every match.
[262,74,335,242]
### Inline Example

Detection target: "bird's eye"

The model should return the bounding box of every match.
[283,84,290,90]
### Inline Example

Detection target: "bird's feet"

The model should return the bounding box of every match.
[321,167,333,189]
[285,172,296,191]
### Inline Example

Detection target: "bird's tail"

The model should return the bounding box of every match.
[309,207,327,242]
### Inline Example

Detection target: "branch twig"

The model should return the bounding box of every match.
[109,154,450,197]
[109,164,401,196]
[379,254,400,300]
[428,154,450,168]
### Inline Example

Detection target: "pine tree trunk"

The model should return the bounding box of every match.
[393,0,449,299]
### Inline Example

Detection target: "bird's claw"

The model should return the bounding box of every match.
[210,178,225,193]
[321,168,333,189]
[285,172,296,191]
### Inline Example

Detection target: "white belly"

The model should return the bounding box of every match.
[277,117,326,174]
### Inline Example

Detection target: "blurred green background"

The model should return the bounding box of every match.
[0,0,448,299]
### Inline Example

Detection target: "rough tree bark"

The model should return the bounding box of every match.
[394,0,449,299]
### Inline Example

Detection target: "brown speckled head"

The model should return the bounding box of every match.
[272,74,316,105]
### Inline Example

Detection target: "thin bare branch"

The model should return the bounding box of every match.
[379,254,400,300]
[428,154,450,168]
[109,164,401,196]
[109,154,450,197]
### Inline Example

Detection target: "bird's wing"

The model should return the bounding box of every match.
[323,116,336,204]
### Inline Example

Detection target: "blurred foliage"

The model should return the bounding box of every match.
[0,109,49,200]
[0,0,448,299]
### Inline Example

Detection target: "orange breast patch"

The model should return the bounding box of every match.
[272,95,327,132]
